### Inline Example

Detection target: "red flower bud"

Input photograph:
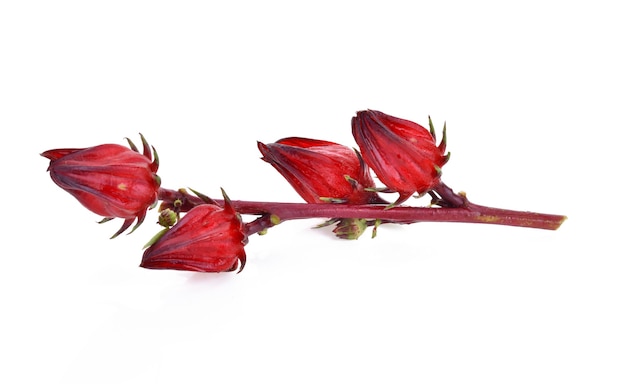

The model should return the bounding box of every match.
[140,200,247,273]
[41,135,160,237]
[258,137,383,204]
[352,110,449,205]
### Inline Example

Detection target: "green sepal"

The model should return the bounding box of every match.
[383,202,396,210]
[428,115,436,140]
[344,174,359,188]
[125,137,139,152]
[139,133,151,160]
[439,121,447,152]
[150,144,160,172]
[110,217,134,239]
[314,218,340,228]
[371,219,382,239]
[220,188,232,205]
[319,197,347,203]
[189,187,217,205]
[442,151,451,165]
[142,228,169,249]
[364,187,393,193]
[127,212,147,236]
[413,190,429,199]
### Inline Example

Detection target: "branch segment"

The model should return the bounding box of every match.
[157,188,567,236]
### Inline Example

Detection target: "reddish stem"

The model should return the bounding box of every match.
[157,188,567,236]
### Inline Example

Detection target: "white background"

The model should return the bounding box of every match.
[1,1,624,383]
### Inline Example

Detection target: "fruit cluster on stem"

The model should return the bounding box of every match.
[42,110,567,273]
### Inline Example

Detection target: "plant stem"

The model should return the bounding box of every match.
[157,187,567,236]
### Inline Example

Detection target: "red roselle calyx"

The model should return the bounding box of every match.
[258,137,384,204]
[41,134,160,237]
[141,192,247,273]
[352,110,449,206]
[258,137,388,239]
